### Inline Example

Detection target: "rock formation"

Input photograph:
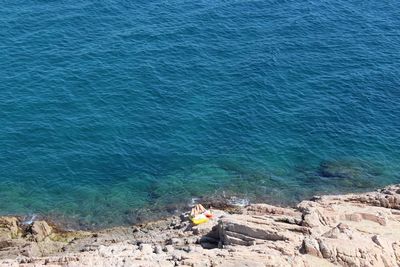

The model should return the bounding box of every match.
[2,184,400,266]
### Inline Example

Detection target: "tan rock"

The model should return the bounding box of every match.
[29,221,52,242]
[301,237,321,257]
[2,184,400,266]
[20,242,40,257]
[0,217,20,239]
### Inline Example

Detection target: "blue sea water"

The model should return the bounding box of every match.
[1,0,400,228]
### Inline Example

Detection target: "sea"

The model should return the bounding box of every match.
[1,0,399,229]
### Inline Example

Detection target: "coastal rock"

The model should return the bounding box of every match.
[20,243,40,257]
[346,184,400,209]
[301,237,321,257]
[28,221,52,242]
[0,217,20,239]
[218,213,304,246]
[2,185,400,266]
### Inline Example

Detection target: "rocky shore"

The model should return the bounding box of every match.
[2,185,400,266]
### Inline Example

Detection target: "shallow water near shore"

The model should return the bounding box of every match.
[1,0,400,229]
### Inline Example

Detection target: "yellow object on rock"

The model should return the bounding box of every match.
[190,214,209,225]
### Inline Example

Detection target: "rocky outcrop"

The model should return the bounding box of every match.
[0,217,20,239]
[1,185,400,266]
[293,185,400,266]
[26,221,53,242]
[345,184,400,209]
[217,184,400,266]
[0,218,91,260]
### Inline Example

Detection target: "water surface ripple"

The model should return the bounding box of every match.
[1,0,400,228]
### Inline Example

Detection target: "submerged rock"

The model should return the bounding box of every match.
[317,159,382,180]
[318,160,363,179]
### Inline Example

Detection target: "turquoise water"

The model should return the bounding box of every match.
[1,0,400,228]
